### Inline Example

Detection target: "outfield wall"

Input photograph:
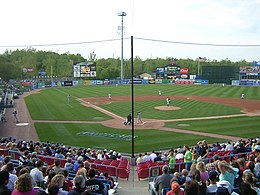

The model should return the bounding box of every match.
[29,78,260,89]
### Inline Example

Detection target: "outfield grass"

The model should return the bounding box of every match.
[25,88,112,121]
[165,116,260,138]
[35,122,226,153]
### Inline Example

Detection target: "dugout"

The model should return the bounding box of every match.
[201,65,239,84]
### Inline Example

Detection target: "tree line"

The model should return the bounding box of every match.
[0,48,251,81]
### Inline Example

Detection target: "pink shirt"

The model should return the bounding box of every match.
[200,171,209,182]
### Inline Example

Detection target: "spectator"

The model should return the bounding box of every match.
[192,169,207,195]
[206,155,219,172]
[55,150,65,159]
[53,160,62,174]
[183,145,192,171]
[49,174,67,195]
[200,140,209,158]
[166,181,184,195]
[58,169,73,192]
[168,152,176,173]
[225,141,234,151]
[136,154,143,164]
[242,172,260,194]
[18,151,32,166]
[85,169,105,195]
[30,160,45,188]
[76,168,87,182]
[103,172,115,189]
[152,165,172,195]
[179,169,191,185]
[73,157,83,172]
[254,156,260,178]
[3,162,18,191]
[67,175,85,195]
[184,180,199,195]
[239,182,257,195]
[150,150,157,162]
[0,170,11,195]
[196,161,209,182]
[47,184,60,195]
[206,170,219,194]
[12,173,38,195]
[218,161,238,189]
[142,152,151,162]
[64,158,73,171]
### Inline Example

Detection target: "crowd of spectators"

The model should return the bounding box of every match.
[143,138,260,195]
[0,137,122,195]
[0,135,260,195]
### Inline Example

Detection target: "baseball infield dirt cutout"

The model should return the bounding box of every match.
[154,106,181,110]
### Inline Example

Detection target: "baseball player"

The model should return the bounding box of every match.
[166,97,171,106]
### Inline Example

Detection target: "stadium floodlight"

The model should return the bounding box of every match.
[118,12,127,80]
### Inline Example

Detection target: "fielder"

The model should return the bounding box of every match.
[166,97,171,106]
[67,94,71,104]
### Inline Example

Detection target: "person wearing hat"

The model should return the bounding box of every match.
[207,170,219,193]
[166,182,184,195]
[152,165,172,195]
[73,156,83,172]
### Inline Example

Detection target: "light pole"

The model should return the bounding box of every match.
[118,12,126,81]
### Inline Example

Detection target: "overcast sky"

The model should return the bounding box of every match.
[1,0,260,62]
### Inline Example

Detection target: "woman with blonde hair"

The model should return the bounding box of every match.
[76,168,87,182]
[242,172,260,194]
[196,161,209,182]
[48,174,67,195]
[12,173,38,195]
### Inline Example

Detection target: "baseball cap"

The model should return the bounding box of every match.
[171,182,180,193]
[217,180,232,194]
[209,170,219,181]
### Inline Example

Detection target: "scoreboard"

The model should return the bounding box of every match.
[74,62,96,78]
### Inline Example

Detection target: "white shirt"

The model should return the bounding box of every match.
[150,153,157,161]
[30,167,45,186]
[7,173,18,191]
[143,155,151,162]
[225,144,234,151]
[175,153,184,160]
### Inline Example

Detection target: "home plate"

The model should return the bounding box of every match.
[16,123,29,126]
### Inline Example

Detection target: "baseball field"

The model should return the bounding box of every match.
[25,84,260,154]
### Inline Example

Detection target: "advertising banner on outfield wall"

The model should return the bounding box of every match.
[232,80,240,86]
[142,80,149,84]
[175,80,195,85]
[155,79,162,84]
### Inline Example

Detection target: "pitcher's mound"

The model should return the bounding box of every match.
[155,106,181,110]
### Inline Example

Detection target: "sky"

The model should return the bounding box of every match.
[0,0,260,62]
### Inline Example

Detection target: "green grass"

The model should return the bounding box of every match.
[35,122,226,153]
[165,116,260,138]
[25,84,260,153]
[25,89,112,121]
[101,99,242,119]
